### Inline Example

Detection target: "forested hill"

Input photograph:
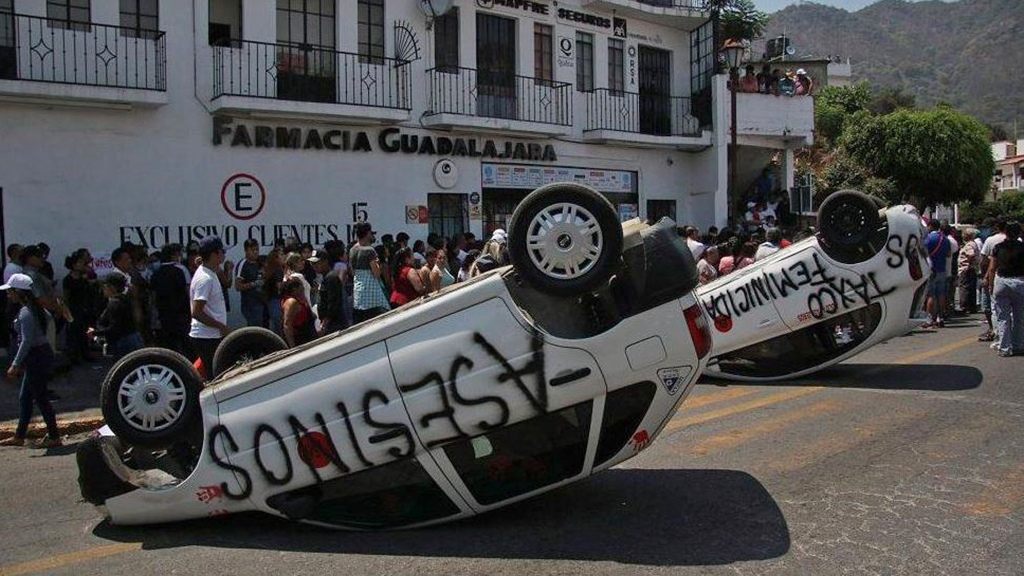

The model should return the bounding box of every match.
[765,0,1024,130]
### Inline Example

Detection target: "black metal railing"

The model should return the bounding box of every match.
[212,39,412,110]
[585,88,701,137]
[0,12,166,90]
[425,66,572,126]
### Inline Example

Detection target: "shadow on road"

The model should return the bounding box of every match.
[92,468,789,566]
[704,363,983,392]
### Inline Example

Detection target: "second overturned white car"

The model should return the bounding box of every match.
[699,190,930,381]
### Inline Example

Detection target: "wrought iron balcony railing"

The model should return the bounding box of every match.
[584,88,702,137]
[213,39,412,110]
[0,11,166,90]
[425,66,572,126]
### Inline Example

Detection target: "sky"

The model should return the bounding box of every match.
[754,0,954,14]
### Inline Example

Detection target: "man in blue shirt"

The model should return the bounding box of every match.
[924,220,950,327]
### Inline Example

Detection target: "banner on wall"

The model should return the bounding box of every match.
[481,164,636,194]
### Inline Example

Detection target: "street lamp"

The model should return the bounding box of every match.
[721,39,744,223]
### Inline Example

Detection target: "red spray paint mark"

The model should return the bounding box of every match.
[714,315,733,333]
[297,432,333,469]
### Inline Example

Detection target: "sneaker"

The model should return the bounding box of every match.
[991,342,1000,350]
[979,332,996,342]
[937,319,946,328]
[0,436,26,447]
[34,436,62,448]
[997,350,1014,358]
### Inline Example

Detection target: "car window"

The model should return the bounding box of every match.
[443,402,593,505]
[594,382,657,467]
[713,303,882,378]
[268,457,461,529]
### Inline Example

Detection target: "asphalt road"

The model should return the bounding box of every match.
[1,315,1023,576]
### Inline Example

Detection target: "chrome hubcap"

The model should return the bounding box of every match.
[526,202,604,280]
[117,364,187,432]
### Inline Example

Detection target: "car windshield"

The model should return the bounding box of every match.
[711,303,883,378]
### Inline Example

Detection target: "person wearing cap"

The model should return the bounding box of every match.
[90,273,143,357]
[0,273,60,447]
[235,238,268,328]
[795,68,814,96]
[189,237,230,377]
[310,250,346,335]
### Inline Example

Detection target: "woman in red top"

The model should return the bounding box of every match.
[281,277,316,348]
[390,247,426,308]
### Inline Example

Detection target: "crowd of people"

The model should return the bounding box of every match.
[923,218,1024,358]
[685,224,802,286]
[737,64,815,97]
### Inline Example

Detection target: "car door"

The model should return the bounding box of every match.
[698,261,788,357]
[214,342,473,528]
[387,296,607,511]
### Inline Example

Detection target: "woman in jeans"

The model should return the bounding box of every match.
[0,274,60,447]
[986,222,1024,357]
[90,274,143,357]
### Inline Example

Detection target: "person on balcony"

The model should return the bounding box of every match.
[756,64,773,94]
[795,69,814,96]
[741,65,759,93]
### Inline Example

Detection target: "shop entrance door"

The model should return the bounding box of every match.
[476,13,516,120]
[482,188,529,237]
[638,46,671,136]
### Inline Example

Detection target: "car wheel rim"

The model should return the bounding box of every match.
[526,202,604,281]
[117,364,187,432]
[830,202,868,239]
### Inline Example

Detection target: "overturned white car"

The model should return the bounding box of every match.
[700,190,930,381]
[77,183,713,529]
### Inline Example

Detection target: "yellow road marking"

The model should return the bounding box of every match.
[690,400,842,456]
[678,387,757,411]
[890,336,976,366]
[664,387,823,434]
[0,543,142,576]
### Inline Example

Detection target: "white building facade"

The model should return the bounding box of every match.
[0,0,811,275]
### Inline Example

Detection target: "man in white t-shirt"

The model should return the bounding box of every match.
[979,220,1008,341]
[684,227,706,261]
[189,236,230,378]
[755,229,782,261]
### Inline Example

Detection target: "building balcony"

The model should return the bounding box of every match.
[583,89,710,149]
[734,91,815,148]
[423,67,572,137]
[0,12,167,108]
[579,0,710,30]
[211,40,412,123]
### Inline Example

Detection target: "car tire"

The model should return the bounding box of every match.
[509,183,623,296]
[100,348,202,449]
[817,189,881,250]
[212,327,287,378]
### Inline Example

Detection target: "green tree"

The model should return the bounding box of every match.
[869,86,916,116]
[842,107,996,207]
[718,0,769,42]
[814,83,872,144]
[817,153,898,203]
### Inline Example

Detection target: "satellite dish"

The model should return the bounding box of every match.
[785,45,796,56]
[419,0,454,18]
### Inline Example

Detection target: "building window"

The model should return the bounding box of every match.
[608,38,624,93]
[428,193,469,240]
[209,0,242,46]
[575,31,593,92]
[120,0,158,39]
[358,0,384,63]
[47,0,90,31]
[434,8,458,72]
[646,199,676,224]
[277,0,335,49]
[534,23,552,82]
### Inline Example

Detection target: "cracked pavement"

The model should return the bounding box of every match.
[1,315,1022,575]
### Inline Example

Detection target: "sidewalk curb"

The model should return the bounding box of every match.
[0,416,105,440]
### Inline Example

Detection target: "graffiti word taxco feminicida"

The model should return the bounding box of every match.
[701,232,920,323]
[206,330,549,501]
[213,117,558,162]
